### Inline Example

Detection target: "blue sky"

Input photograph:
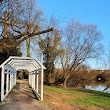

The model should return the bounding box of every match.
[38,0,110,43]
[37,0,110,69]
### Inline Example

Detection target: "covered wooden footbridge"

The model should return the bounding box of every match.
[0,56,46,101]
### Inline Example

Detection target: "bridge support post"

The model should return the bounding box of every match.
[41,66,44,100]
[6,74,9,94]
[33,74,35,89]
[29,74,30,85]
[1,66,4,101]
[36,73,38,93]
[10,73,12,90]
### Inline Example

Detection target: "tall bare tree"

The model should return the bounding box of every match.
[0,0,53,52]
[18,0,43,57]
[60,19,103,88]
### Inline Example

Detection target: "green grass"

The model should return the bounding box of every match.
[44,86,110,109]
[44,86,77,94]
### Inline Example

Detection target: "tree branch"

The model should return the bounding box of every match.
[0,28,53,50]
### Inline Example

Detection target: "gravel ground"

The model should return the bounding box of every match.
[0,80,50,110]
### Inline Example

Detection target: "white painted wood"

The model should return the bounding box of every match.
[0,56,46,101]
[31,74,34,89]
[33,74,35,89]
[41,67,44,100]
[36,73,38,93]
[15,72,16,85]
[12,73,14,87]
[29,74,31,85]
[13,60,39,69]
[1,66,4,101]
[6,74,9,94]
[10,73,11,90]
[29,74,30,85]
[30,74,32,87]
[0,57,11,68]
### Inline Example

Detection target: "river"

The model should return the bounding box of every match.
[85,85,110,93]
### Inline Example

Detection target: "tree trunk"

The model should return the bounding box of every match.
[45,76,50,85]
[26,38,31,57]
[3,11,9,38]
[63,78,68,88]
[44,70,51,86]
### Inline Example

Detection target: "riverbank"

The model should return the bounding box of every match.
[44,86,110,110]
[0,81,110,110]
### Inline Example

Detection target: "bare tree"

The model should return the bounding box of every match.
[103,47,110,69]
[0,0,53,52]
[60,19,103,88]
[18,0,43,57]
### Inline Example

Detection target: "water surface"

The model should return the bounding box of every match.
[85,85,110,93]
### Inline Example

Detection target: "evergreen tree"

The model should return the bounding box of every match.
[38,30,63,85]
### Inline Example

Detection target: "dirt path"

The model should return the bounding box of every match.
[0,80,50,110]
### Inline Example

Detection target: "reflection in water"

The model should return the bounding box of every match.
[85,85,110,93]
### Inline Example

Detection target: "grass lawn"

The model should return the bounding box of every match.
[44,86,110,110]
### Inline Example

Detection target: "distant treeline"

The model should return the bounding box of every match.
[46,68,110,88]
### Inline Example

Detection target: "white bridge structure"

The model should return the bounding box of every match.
[0,56,46,101]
